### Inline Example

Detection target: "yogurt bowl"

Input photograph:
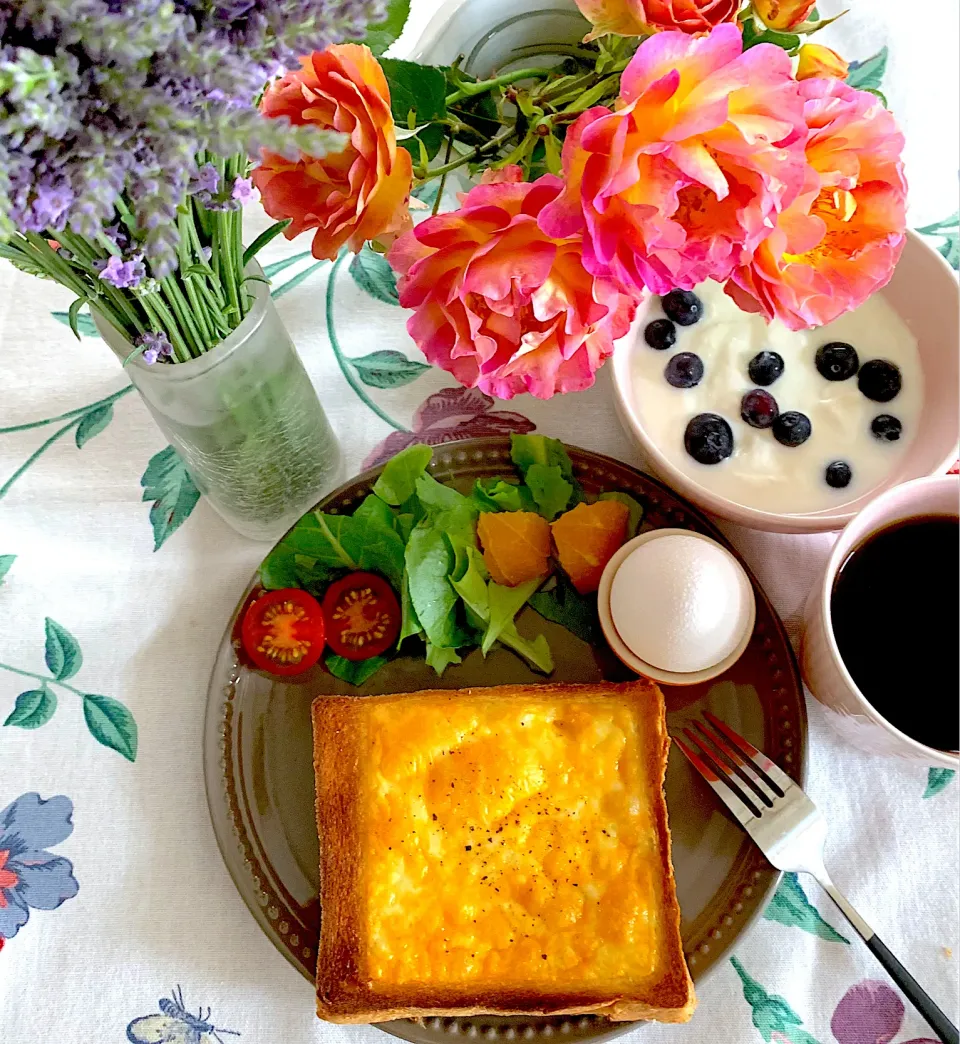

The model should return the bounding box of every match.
[612,231,959,533]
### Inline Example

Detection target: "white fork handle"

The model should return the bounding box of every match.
[809,871,958,1044]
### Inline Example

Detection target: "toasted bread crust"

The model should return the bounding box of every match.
[312,682,695,1025]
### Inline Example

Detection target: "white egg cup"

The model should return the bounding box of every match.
[597,529,757,686]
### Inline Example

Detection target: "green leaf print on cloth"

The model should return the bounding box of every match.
[1,617,138,760]
[764,872,850,943]
[0,555,14,585]
[846,47,888,91]
[350,350,430,389]
[140,446,201,552]
[349,243,400,305]
[923,767,956,799]
[916,212,959,270]
[732,956,824,1044]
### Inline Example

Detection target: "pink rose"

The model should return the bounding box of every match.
[576,0,738,38]
[538,24,807,296]
[387,171,637,400]
[726,78,907,330]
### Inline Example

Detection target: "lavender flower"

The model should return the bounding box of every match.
[0,0,387,273]
[99,253,146,289]
[192,164,220,195]
[231,176,255,205]
[136,330,174,365]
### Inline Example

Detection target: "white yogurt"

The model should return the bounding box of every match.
[629,281,923,515]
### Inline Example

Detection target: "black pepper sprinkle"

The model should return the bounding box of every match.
[432,814,437,821]
[541,954,547,960]
[465,845,472,851]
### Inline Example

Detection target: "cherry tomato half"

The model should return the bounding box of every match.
[240,588,325,676]
[321,572,401,661]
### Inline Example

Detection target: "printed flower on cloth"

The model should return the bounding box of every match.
[0,793,79,941]
[831,981,940,1044]
[363,387,535,468]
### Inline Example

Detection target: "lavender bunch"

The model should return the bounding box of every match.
[0,0,384,270]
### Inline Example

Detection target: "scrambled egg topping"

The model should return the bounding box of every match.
[364,696,664,986]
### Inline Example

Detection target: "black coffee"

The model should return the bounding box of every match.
[830,516,959,752]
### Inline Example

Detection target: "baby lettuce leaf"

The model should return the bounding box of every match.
[525,463,573,521]
[353,492,396,530]
[425,643,462,676]
[260,546,298,589]
[483,578,543,654]
[325,652,389,686]
[598,491,644,537]
[451,548,552,672]
[470,478,537,513]
[530,579,603,646]
[373,443,433,506]
[510,433,575,482]
[268,511,406,590]
[405,526,461,648]
[414,473,478,546]
[398,570,423,645]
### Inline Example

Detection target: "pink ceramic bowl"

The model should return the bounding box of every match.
[612,231,959,533]
[800,473,959,769]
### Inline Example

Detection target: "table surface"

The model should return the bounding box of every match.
[1,2,957,1041]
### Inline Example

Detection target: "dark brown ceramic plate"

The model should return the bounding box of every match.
[203,438,807,1042]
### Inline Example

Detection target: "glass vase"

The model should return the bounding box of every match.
[93,270,342,542]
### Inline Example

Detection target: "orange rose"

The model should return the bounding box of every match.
[252,44,412,261]
[575,0,738,38]
[752,0,816,31]
[796,43,849,81]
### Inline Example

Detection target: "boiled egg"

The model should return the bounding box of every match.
[608,532,754,674]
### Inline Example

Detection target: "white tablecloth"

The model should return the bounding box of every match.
[1,2,957,1041]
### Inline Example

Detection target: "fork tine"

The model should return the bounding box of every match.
[674,731,760,827]
[692,720,782,804]
[703,710,797,792]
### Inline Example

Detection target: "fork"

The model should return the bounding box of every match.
[675,711,959,1044]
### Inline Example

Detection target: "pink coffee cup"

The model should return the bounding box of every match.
[801,473,959,769]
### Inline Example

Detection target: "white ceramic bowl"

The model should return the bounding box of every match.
[612,231,960,533]
[800,473,959,769]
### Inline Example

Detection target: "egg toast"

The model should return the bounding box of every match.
[311,681,695,1024]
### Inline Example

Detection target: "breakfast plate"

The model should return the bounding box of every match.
[202,437,807,1042]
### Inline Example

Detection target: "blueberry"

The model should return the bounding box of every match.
[772,410,812,447]
[748,351,784,387]
[858,359,902,402]
[825,461,853,489]
[644,318,677,351]
[871,414,903,442]
[661,289,703,326]
[740,389,779,429]
[815,341,859,381]
[684,413,734,465]
[665,352,704,389]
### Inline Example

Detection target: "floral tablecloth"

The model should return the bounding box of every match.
[1,1,957,1041]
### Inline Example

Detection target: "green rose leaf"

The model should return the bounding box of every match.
[82,693,138,762]
[75,403,113,448]
[846,46,888,91]
[141,446,201,551]
[380,57,447,126]
[350,350,430,389]
[349,245,400,306]
[44,617,82,680]
[0,554,15,585]
[358,0,410,56]
[924,767,956,799]
[325,652,389,686]
[4,685,57,729]
[52,309,99,337]
[764,871,850,943]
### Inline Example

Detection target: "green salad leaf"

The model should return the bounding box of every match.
[354,492,395,529]
[405,525,461,649]
[325,652,389,686]
[483,578,543,654]
[425,643,462,676]
[470,478,536,514]
[530,579,603,646]
[510,433,575,481]
[415,473,478,546]
[525,463,573,521]
[373,443,433,506]
[398,570,423,645]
